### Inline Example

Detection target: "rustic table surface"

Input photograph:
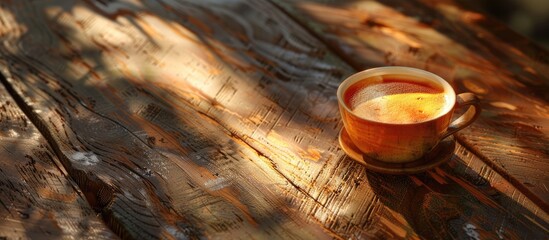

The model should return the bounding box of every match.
[0,0,548,239]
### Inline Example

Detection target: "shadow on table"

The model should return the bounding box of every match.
[340,0,549,101]
[4,0,548,239]
[365,156,548,239]
[1,0,347,239]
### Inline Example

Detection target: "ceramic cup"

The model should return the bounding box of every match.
[337,66,481,163]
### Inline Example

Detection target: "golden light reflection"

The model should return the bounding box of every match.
[436,4,485,23]
[295,1,493,74]
[0,8,27,39]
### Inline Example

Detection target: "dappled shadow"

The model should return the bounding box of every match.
[327,0,549,100]
[279,0,549,211]
[1,0,548,239]
[0,0,345,238]
[365,156,549,239]
[0,82,116,239]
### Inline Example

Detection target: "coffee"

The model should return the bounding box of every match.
[344,77,448,124]
[338,67,480,163]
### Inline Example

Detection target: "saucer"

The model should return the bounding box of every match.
[338,127,455,174]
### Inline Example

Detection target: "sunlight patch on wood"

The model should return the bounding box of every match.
[490,102,518,111]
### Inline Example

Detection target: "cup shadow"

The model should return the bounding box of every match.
[364,156,548,239]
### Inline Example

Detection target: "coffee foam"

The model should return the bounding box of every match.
[346,78,447,123]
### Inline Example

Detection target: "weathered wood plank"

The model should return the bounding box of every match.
[0,81,116,238]
[0,0,547,239]
[0,1,332,239]
[272,0,549,209]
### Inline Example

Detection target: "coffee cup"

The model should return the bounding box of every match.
[337,66,481,163]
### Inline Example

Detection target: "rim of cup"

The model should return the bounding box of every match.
[337,66,456,125]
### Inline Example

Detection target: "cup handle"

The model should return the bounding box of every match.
[441,92,481,139]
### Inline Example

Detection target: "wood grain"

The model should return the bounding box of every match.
[0,0,547,239]
[272,0,549,210]
[0,1,331,239]
[0,79,115,238]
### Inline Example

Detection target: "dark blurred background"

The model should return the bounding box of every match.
[462,0,549,50]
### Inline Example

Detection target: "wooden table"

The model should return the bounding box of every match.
[0,0,547,239]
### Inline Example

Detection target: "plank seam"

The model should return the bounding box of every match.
[265,0,364,71]
[266,0,548,214]
[456,134,549,213]
[0,70,87,201]
[193,107,330,210]
[0,69,125,239]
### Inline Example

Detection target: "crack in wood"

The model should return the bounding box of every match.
[0,67,201,240]
[455,134,549,213]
